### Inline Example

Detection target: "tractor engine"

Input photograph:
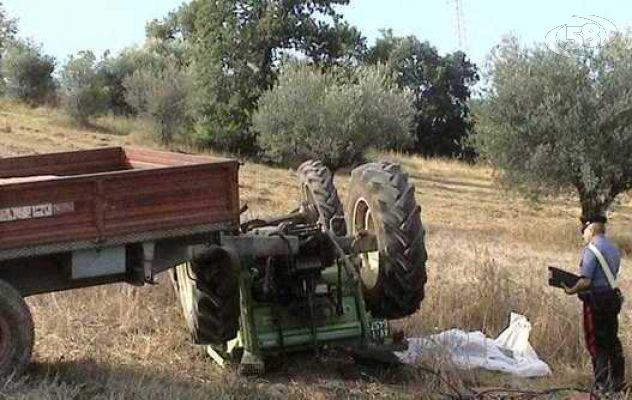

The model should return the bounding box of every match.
[249,223,338,323]
[234,208,368,362]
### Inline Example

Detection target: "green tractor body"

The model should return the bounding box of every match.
[206,236,394,373]
[173,161,427,373]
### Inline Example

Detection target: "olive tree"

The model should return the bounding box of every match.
[474,36,632,218]
[253,65,414,169]
[60,51,110,124]
[2,40,56,105]
[99,44,187,116]
[123,60,192,144]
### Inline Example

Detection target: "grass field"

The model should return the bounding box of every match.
[1,101,631,399]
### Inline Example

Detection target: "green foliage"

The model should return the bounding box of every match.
[146,3,196,42]
[60,51,110,124]
[365,30,479,157]
[96,50,140,116]
[60,44,182,124]
[97,48,149,116]
[123,60,193,145]
[98,44,185,116]
[0,2,16,55]
[189,0,365,155]
[1,40,56,106]
[253,65,414,169]
[473,36,632,217]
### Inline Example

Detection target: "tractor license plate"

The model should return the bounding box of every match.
[369,319,390,342]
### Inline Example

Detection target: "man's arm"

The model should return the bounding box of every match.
[563,277,592,295]
[563,248,595,295]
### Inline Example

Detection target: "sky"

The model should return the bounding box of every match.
[4,0,632,68]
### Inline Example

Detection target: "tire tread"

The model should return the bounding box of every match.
[347,162,428,319]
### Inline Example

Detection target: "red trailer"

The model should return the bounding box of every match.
[0,147,240,375]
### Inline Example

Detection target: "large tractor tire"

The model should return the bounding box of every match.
[174,249,239,345]
[298,160,346,236]
[346,162,427,319]
[0,280,34,377]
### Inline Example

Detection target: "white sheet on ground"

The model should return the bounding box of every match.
[396,313,551,377]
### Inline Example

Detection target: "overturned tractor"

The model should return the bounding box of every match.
[171,160,428,373]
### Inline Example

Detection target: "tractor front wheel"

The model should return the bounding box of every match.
[298,160,346,236]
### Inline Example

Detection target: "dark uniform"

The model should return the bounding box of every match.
[579,231,625,392]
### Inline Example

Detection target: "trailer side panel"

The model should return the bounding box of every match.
[0,148,240,255]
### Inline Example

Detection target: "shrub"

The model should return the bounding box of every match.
[60,51,110,125]
[1,40,56,105]
[193,119,259,157]
[123,61,192,144]
[97,49,144,116]
[253,65,414,169]
[98,44,184,116]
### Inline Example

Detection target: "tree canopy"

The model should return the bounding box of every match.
[188,0,365,153]
[473,36,632,218]
[0,0,485,165]
[59,50,111,124]
[366,30,479,157]
[0,1,16,54]
[2,40,56,106]
[253,64,414,169]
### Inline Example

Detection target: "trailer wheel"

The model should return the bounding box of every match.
[298,160,346,236]
[175,249,239,345]
[346,163,427,319]
[0,280,34,377]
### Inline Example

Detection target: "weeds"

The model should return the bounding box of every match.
[94,114,144,136]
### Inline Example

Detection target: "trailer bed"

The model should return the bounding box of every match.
[0,147,240,260]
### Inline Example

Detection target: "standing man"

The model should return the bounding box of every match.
[563,214,625,393]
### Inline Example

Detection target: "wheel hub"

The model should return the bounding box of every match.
[353,198,380,290]
[177,263,196,329]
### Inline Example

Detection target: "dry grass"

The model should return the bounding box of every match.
[93,114,147,137]
[0,101,631,398]
[374,153,632,382]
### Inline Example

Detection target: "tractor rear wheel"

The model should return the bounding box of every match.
[0,280,34,377]
[298,160,346,236]
[174,249,239,344]
[346,163,427,319]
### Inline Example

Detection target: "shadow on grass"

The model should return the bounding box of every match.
[23,360,203,396]
[409,173,495,193]
[8,350,421,399]
[263,348,419,388]
[8,359,249,399]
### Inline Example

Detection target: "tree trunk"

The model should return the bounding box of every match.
[577,185,618,220]
[261,46,274,89]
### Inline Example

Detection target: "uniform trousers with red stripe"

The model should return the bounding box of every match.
[582,290,625,391]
